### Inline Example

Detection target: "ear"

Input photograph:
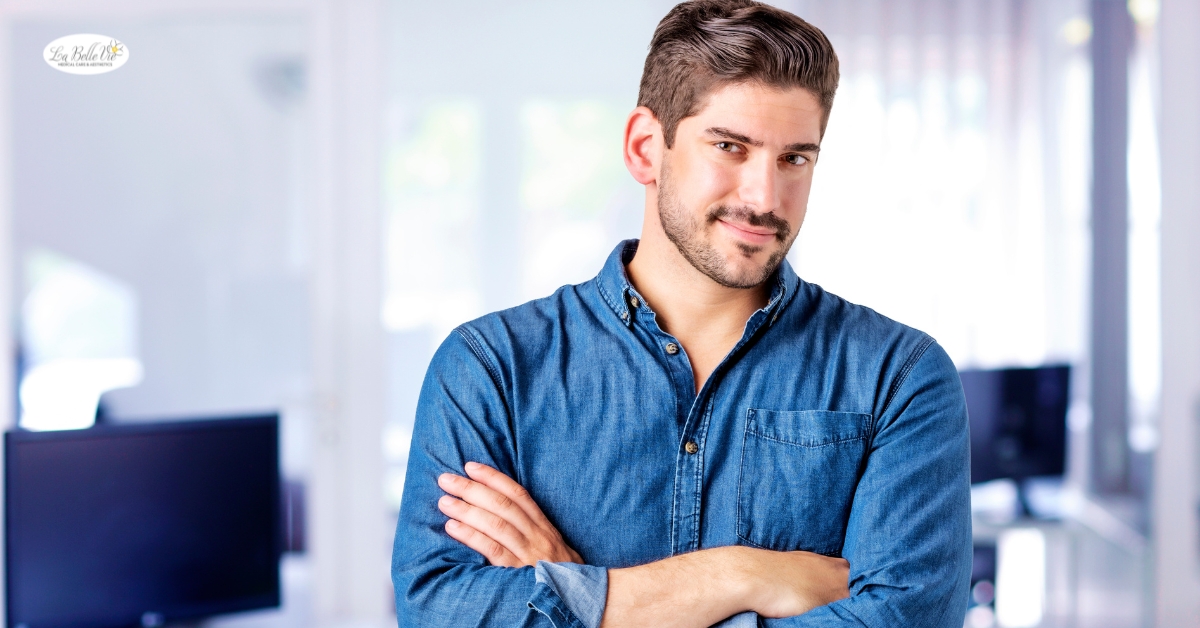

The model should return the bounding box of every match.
[623,106,662,186]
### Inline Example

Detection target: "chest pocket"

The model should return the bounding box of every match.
[737,409,872,556]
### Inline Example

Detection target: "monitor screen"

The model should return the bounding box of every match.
[5,415,281,628]
[960,365,1069,485]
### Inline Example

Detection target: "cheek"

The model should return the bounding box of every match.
[675,153,739,205]
[781,176,813,229]
[701,160,740,192]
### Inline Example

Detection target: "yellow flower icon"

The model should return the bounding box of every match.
[108,41,124,56]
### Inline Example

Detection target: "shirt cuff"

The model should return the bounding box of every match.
[529,561,608,628]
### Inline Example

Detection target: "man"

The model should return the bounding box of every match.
[392,1,972,626]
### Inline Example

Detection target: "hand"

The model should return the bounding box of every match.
[437,461,583,567]
[742,548,850,618]
[601,546,849,627]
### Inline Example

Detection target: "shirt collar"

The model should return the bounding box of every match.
[595,239,800,327]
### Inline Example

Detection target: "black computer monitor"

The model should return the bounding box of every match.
[5,415,281,628]
[960,365,1069,485]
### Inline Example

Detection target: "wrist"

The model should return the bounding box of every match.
[718,545,769,614]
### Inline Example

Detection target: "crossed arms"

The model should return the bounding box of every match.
[391,329,973,627]
[437,461,850,627]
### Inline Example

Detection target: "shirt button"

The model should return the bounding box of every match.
[629,296,640,308]
[665,342,679,354]
[685,441,699,454]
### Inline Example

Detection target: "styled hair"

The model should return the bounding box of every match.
[637,0,840,147]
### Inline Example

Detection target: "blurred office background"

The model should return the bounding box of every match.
[0,0,1197,626]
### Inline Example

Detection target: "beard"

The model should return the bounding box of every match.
[657,161,798,289]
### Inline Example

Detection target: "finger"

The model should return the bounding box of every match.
[438,472,537,533]
[462,462,555,528]
[443,518,522,567]
[438,494,532,558]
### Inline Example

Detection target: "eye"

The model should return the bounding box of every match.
[715,141,740,153]
[784,154,809,166]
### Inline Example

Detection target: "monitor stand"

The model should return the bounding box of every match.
[1014,477,1067,521]
[1016,482,1036,519]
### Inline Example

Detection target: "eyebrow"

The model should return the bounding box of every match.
[705,127,821,154]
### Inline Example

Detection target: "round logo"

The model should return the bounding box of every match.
[44,34,129,75]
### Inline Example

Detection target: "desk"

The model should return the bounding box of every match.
[970,512,1149,628]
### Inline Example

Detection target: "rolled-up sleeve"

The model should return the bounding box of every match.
[763,340,973,627]
[531,561,608,628]
[392,328,606,627]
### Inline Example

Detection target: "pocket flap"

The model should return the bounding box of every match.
[746,409,871,447]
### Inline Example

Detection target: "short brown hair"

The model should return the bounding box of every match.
[638,0,839,147]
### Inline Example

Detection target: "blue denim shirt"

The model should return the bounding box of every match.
[393,240,972,627]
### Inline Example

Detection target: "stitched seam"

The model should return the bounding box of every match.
[736,410,752,542]
[594,276,628,323]
[454,326,521,478]
[878,335,936,435]
[779,275,801,314]
[746,432,869,448]
[734,531,840,557]
[690,398,715,552]
[736,533,769,549]
[736,408,848,557]
[669,453,680,554]
[667,344,697,557]
[455,327,503,389]
[528,588,585,628]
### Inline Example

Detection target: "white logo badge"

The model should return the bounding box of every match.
[44,34,128,75]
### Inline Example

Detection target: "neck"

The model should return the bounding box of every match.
[626,188,771,391]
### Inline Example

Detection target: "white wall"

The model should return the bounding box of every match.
[307,0,388,623]
[0,1,391,625]
[1154,0,1200,624]
[12,18,308,421]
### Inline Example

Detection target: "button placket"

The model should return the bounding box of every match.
[672,396,715,555]
[659,329,701,556]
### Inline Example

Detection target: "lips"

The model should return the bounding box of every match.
[717,218,777,245]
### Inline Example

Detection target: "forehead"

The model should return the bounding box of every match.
[685,82,823,144]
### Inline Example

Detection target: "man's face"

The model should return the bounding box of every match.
[657,82,823,289]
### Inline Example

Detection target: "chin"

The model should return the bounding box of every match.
[678,231,790,289]
[727,265,771,286]
[714,257,771,288]
[723,242,788,284]
[725,244,773,268]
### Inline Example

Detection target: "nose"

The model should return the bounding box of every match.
[738,154,783,214]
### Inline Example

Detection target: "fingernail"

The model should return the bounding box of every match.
[464,461,481,471]
[446,519,460,530]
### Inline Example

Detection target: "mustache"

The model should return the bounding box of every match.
[707,205,791,241]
